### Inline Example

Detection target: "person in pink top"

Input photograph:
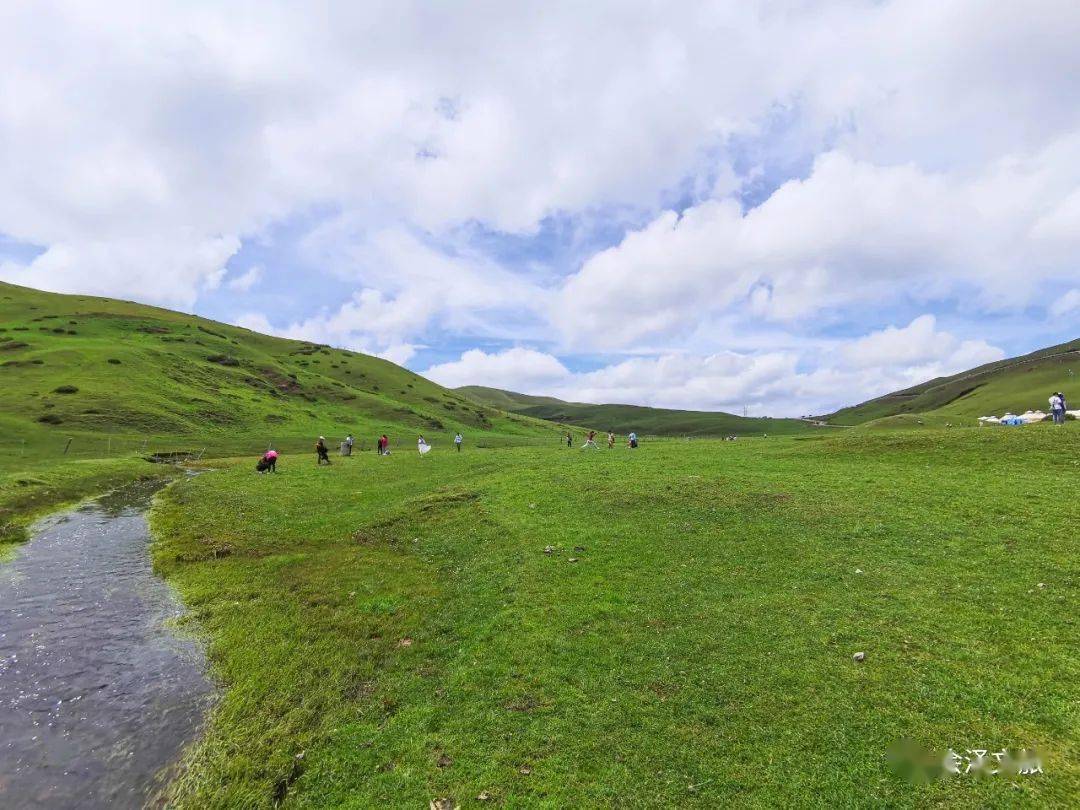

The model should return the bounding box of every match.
[257,449,278,473]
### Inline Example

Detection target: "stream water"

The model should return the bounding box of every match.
[0,478,214,808]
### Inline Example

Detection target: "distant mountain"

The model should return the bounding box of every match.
[824,338,1080,425]
[0,282,557,453]
[456,386,820,437]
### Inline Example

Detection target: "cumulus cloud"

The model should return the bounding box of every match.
[556,143,1080,349]
[425,316,1004,416]
[227,266,263,293]
[1049,289,1080,318]
[1,2,1076,414]
[424,348,572,391]
[842,315,1003,370]
[0,234,240,309]
[233,227,547,355]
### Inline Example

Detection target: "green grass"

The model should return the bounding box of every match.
[149,427,1078,807]
[457,386,820,437]
[827,339,1080,425]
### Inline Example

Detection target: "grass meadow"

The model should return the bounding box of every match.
[145,427,1078,808]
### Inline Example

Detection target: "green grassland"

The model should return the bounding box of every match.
[2,282,1078,807]
[457,386,821,437]
[826,339,1080,426]
[0,281,559,462]
[149,428,1078,808]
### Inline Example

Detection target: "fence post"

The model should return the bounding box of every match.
[63,437,73,455]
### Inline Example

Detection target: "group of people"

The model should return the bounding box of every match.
[572,430,638,449]
[1049,391,1069,425]
[257,431,468,472]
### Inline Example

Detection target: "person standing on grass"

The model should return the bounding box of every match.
[316,436,331,465]
[1049,392,1066,425]
[345,434,355,455]
[454,432,463,452]
[566,431,573,448]
[607,430,615,449]
[628,431,638,448]
[381,434,390,455]
[418,434,431,455]
[582,430,599,449]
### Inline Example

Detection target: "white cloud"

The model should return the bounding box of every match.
[424,316,1004,416]
[842,315,1002,370]
[0,234,240,309]
[0,1,1076,413]
[227,266,263,293]
[425,348,571,390]
[556,143,1080,349]
[1049,289,1080,318]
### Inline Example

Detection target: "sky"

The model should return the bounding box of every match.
[1,1,1078,417]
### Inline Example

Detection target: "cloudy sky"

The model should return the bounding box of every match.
[2,1,1078,416]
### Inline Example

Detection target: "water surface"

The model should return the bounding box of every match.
[0,478,213,808]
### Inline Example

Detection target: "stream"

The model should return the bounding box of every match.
[0,477,214,808]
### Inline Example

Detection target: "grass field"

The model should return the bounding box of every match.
[148,427,1078,808]
[2,282,1077,807]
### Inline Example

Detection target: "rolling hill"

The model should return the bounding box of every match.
[456,386,820,437]
[825,337,1080,425]
[0,282,558,457]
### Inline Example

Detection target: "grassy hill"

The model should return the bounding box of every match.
[457,386,820,437]
[825,338,1080,425]
[0,282,557,459]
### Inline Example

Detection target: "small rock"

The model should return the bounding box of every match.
[544,545,554,554]
[519,766,532,775]
[854,568,863,574]
[568,557,578,563]
[295,750,305,760]
[573,545,586,552]
[477,791,492,801]
[529,503,537,509]
[398,637,413,647]
[852,651,866,663]
[429,800,457,810]
[1037,582,1046,589]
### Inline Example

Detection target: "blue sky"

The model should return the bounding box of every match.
[1,1,1078,416]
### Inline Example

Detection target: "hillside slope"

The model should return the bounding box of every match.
[457,385,818,437]
[0,282,557,456]
[826,338,1080,425]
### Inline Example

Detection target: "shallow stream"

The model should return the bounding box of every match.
[0,478,213,808]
